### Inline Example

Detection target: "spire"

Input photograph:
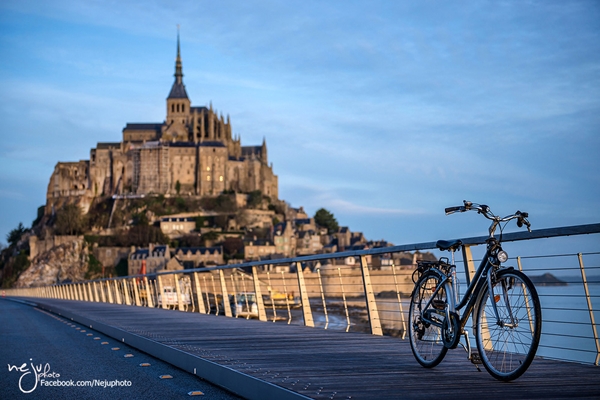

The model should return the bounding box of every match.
[175,25,183,84]
[168,25,189,99]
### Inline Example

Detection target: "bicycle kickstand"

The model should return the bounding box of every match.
[461,329,482,372]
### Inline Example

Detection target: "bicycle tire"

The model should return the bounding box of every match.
[409,271,449,368]
[475,268,542,381]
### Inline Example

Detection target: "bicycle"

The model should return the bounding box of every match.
[408,201,542,381]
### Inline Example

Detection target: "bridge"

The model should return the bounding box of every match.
[4,223,600,399]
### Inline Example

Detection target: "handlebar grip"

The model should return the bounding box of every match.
[445,206,463,214]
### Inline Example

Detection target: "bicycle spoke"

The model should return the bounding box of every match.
[476,270,541,381]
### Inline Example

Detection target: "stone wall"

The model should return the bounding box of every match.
[29,235,82,260]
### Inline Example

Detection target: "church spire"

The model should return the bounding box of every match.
[168,25,189,99]
[174,25,183,84]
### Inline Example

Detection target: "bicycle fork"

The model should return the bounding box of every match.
[486,271,518,328]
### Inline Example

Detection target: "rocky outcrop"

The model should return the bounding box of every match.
[15,237,89,288]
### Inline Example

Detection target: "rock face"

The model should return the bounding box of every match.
[15,237,89,288]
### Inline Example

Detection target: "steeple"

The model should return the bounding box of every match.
[168,26,189,99]
[175,28,183,84]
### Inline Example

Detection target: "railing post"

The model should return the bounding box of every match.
[252,266,267,322]
[123,279,131,305]
[113,280,122,305]
[92,282,100,302]
[219,270,232,317]
[83,283,89,301]
[98,281,105,302]
[144,277,154,308]
[76,284,83,301]
[391,263,407,339]
[193,272,206,314]
[461,244,476,286]
[157,275,166,309]
[106,281,114,304]
[360,255,383,336]
[87,283,94,302]
[517,257,535,334]
[296,262,314,327]
[174,274,185,312]
[578,253,600,366]
[132,278,141,307]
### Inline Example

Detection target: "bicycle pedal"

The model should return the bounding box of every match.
[470,351,483,365]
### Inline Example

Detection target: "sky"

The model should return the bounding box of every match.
[0,0,599,249]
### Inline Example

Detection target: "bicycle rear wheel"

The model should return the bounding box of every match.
[409,271,449,368]
[475,268,541,381]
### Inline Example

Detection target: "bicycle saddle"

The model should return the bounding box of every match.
[436,239,462,252]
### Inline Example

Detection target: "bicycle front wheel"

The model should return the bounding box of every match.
[409,271,449,368]
[475,268,542,381]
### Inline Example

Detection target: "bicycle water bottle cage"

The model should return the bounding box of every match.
[436,239,462,252]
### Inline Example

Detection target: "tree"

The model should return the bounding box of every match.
[222,237,243,257]
[194,216,205,231]
[7,222,27,247]
[55,204,85,235]
[175,180,181,195]
[314,208,339,234]
[247,190,262,209]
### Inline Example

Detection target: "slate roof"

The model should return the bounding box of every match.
[168,82,189,99]
[172,247,223,255]
[96,142,121,149]
[123,123,164,131]
[199,141,226,147]
[241,146,263,157]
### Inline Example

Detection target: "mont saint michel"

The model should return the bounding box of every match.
[47,34,278,216]
[3,35,428,288]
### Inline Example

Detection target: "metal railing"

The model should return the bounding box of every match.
[5,223,600,366]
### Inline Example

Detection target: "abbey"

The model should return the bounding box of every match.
[46,35,278,213]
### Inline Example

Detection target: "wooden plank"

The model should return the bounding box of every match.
[28,298,600,400]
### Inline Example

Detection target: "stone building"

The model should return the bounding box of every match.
[46,34,278,215]
[128,244,223,275]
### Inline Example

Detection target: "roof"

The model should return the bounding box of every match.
[167,142,197,148]
[199,141,226,148]
[160,217,196,222]
[96,142,121,149]
[168,82,189,99]
[241,146,263,156]
[173,246,222,255]
[129,245,168,260]
[123,123,163,131]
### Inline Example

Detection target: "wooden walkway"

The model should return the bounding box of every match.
[13,298,600,399]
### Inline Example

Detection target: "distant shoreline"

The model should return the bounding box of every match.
[529,273,568,286]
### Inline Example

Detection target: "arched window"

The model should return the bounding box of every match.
[177,104,180,112]
[172,104,175,112]
[182,104,185,112]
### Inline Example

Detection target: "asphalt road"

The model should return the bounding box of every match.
[0,298,242,400]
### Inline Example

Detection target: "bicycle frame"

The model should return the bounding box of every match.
[420,242,501,330]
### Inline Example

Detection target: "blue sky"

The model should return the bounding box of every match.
[1,0,599,247]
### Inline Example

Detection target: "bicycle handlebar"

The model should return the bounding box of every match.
[445,200,532,235]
